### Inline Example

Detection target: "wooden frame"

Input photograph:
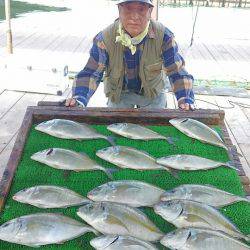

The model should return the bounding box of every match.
[0,105,249,212]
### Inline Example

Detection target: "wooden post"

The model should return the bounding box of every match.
[151,0,159,21]
[5,0,13,54]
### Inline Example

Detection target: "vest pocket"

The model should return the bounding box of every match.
[144,61,163,81]
[103,76,119,97]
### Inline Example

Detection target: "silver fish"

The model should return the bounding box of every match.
[160,228,250,250]
[87,180,165,207]
[77,202,163,242]
[96,146,169,172]
[154,200,250,241]
[31,148,115,179]
[35,119,114,144]
[90,235,158,250]
[161,184,250,207]
[0,213,98,247]
[13,185,89,208]
[169,118,227,150]
[107,123,173,144]
[156,154,237,171]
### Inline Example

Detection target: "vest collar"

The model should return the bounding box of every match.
[148,21,156,39]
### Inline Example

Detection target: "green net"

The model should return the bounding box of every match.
[0,124,249,249]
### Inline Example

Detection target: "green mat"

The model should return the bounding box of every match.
[0,124,250,249]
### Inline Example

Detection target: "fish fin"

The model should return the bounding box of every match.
[116,185,141,194]
[245,235,250,242]
[212,128,225,142]
[106,214,129,232]
[163,167,179,179]
[24,244,41,248]
[165,136,178,145]
[103,168,119,180]
[185,214,211,227]
[56,241,66,244]
[89,228,100,236]
[106,136,116,146]
[236,196,250,204]
[225,161,239,171]
[79,152,88,156]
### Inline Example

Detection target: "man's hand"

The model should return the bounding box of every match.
[179,103,195,111]
[65,98,77,107]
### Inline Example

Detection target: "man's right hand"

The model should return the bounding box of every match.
[65,98,77,107]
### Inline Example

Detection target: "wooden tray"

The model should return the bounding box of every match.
[0,104,249,212]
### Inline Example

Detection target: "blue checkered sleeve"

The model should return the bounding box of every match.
[162,28,195,105]
[72,32,108,106]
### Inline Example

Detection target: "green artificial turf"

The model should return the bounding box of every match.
[0,124,250,249]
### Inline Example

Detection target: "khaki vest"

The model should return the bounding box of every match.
[102,20,166,103]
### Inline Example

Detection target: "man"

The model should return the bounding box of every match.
[66,0,195,110]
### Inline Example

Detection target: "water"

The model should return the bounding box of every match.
[0,0,70,22]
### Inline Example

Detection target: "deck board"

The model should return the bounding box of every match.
[0,90,25,120]
[0,93,46,153]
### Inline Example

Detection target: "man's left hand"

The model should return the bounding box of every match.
[179,103,195,111]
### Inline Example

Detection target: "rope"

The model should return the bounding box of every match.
[195,98,250,109]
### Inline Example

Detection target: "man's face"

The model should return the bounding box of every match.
[119,2,152,37]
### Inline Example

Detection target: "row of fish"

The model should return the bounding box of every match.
[31,147,236,180]
[6,181,249,248]
[0,210,250,250]
[13,181,250,209]
[35,118,229,151]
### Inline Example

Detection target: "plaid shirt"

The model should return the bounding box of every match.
[73,24,194,107]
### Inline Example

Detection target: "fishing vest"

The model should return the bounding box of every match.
[102,19,166,103]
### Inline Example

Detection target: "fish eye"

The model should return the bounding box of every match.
[46,149,53,155]
[181,119,189,123]
[2,222,10,228]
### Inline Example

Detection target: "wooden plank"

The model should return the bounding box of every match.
[0,90,25,120]
[215,96,250,143]
[73,36,88,53]
[195,95,218,109]
[0,135,16,180]
[31,106,224,125]
[73,37,92,54]
[197,42,215,60]
[0,93,46,153]
[17,33,45,49]
[55,35,83,53]
[224,119,250,178]
[12,32,37,48]
[243,108,250,120]
[238,143,250,170]
[25,34,62,51]
[0,109,33,211]
[224,43,250,62]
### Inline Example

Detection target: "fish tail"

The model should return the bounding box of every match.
[237,196,250,203]
[166,136,178,145]
[163,167,179,179]
[103,168,118,179]
[244,234,250,242]
[79,199,93,205]
[106,136,116,146]
[225,161,239,171]
[91,228,100,236]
